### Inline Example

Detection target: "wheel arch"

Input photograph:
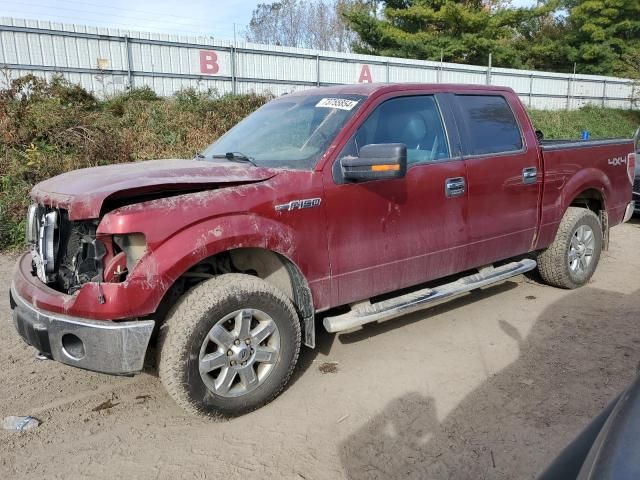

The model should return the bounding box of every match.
[569,187,606,213]
[130,213,317,347]
[537,171,611,252]
[561,167,611,217]
[228,248,315,348]
[156,246,316,349]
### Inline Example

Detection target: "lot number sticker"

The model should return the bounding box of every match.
[316,98,359,110]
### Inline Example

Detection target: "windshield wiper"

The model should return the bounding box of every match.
[211,152,258,167]
[194,151,206,159]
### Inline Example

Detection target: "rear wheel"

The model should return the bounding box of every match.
[537,207,603,289]
[157,273,301,416]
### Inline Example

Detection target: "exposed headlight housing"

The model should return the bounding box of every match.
[40,210,58,275]
[27,206,60,283]
[25,204,39,245]
[113,233,147,275]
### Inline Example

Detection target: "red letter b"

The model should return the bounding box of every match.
[200,50,219,74]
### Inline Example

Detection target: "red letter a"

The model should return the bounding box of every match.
[358,64,373,83]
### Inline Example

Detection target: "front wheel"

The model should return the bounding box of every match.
[537,207,603,289]
[157,274,301,416]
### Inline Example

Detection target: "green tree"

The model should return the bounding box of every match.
[342,0,559,68]
[565,0,640,76]
[511,6,575,73]
[246,0,357,52]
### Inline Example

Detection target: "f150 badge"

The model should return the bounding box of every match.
[608,156,627,166]
[275,198,322,212]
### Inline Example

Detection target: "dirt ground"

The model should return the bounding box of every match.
[1,221,639,480]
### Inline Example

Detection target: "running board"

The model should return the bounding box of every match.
[323,259,537,333]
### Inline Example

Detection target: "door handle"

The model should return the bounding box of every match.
[522,167,538,185]
[445,177,466,197]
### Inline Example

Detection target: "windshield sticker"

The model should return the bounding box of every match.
[315,98,359,111]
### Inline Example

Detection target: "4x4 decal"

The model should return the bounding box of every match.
[608,156,627,166]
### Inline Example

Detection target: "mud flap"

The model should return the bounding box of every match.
[282,261,315,349]
[303,314,315,349]
[599,210,609,251]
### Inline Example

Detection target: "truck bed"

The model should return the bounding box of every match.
[535,136,635,250]
[540,138,633,151]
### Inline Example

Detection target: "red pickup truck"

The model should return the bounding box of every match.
[10,83,637,416]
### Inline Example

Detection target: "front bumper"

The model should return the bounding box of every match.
[10,284,154,375]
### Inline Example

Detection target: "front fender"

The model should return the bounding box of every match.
[45,214,315,322]
[123,213,304,312]
[138,213,297,284]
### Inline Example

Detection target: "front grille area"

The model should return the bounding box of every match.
[26,204,103,293]
[634,177,640,196]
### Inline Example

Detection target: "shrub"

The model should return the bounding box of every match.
[0,76,269,250]
[1,74,638,252]
[528,106,640,139]
[103,86,160,116]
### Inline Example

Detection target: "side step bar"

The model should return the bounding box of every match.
[323,259,537,333]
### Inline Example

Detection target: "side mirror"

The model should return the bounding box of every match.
[341,143,407,182]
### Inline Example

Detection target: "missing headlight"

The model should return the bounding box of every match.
[54,219,105,294]
[113,233,147,275]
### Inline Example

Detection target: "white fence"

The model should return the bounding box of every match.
[1,16,637,110]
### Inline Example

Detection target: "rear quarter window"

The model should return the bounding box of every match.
[455,95,523,156]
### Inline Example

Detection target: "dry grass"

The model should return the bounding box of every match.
[528,107,640,139]
[1,74,638,251]
[0,75,268,250]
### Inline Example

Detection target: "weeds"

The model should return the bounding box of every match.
[0,75,269,250]
[528,106,640,139]
[1,74,638,251]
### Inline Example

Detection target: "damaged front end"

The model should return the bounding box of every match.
[25,204,143,295]
[14,204,154,375]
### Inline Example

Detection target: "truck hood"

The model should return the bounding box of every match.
[31,159,279,220]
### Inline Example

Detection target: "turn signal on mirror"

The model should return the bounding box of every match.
[371,164,400,172]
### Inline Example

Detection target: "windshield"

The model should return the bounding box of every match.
[201,94,365,169]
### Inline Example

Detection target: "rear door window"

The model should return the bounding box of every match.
[455,95,523,156]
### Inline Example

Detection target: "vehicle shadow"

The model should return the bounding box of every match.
[336,280,520,344]
[339,286,640,479]
[143,282,519,384]
[290,280,521,386]
[289,321,338,386]
[627,215,640,227]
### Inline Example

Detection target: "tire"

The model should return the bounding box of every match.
[537,207,603,289]
[157,273,301,417]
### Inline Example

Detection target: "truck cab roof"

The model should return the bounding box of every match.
[285,83,517,98]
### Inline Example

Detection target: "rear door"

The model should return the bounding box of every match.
[452,92,541,266]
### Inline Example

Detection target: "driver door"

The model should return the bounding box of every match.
[322,93,471,307]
